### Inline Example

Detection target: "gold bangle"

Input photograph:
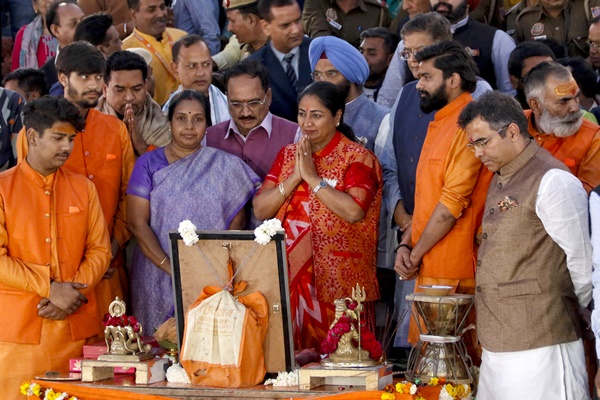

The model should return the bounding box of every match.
[158,256,168,266]
[278,182,286,198]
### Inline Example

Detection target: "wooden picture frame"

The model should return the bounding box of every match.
[169,231,295,373]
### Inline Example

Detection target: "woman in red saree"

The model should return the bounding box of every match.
[253,82,382,351]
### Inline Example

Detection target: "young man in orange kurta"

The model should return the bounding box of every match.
[523,61,600,194]
[17,42,135,329]
[394,41,492,348]
[121,0,187,105]
[0,97,111,399]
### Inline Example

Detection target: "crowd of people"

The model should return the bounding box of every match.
[1,0,600,398]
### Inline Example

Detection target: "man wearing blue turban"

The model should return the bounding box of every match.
[308,36,388,151]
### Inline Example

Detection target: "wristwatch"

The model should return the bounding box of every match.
[312,180,328,194]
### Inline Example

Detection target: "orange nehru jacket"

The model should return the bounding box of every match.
[525,110,600,193]
[412,92,492,280]
[0,161,111,344]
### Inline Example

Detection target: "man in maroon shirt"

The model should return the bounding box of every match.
[206,59,299,180]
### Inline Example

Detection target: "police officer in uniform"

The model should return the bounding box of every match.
[515,0,600,58]
[302,0,392,48]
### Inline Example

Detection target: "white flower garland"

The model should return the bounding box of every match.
[179,218,283,247]
[178,220,199,246]
[254,218,283,245]
[264,370,299,387]
[165,363,191,384]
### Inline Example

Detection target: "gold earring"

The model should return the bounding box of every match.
[336,122,339,127]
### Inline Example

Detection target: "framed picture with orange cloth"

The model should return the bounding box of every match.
[169,231,294,373]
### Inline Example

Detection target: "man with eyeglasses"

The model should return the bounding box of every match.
[162,35,230,128]
[523,61,600,193]
[206,60,298,180]
[515,0,600,59]
[587,16,600,77]
[393,41,492,361]
[308,35,389,151]
[376,0,515,108]
[458,90,592,400]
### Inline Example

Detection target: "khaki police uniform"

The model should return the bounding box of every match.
[514,0,600,58]
[302,0,392,48]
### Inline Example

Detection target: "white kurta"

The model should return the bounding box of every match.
[590,191,600,356]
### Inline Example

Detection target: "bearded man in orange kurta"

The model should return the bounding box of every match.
[523,61,600,194]
[17,42,135,330]
[394,41,492,353]
[0,97,111,399]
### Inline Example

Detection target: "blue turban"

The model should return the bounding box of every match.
[308,36,369,85]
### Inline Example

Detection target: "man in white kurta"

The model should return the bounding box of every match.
[458,91,592,400]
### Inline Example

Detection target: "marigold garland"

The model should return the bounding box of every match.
[20,382,79,400]
[382,383,424,400]
[380,377,471,400]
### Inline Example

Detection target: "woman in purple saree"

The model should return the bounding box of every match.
[126,90,260,333]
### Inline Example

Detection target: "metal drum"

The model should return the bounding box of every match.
[406,340,472,384]
[406,293,474,337]
[405,293,475,384]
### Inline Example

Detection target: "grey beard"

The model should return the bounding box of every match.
[537,108,583,138]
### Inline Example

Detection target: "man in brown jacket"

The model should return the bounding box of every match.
[458,91,592,398]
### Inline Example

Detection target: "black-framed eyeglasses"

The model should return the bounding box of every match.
[466,124,510,152]
[587,40,600,49]
[310,70,341,80]
[399,48,421,61]
[228,93,268,111]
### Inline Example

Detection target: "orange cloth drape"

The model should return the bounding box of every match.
[28,380,174,400]
[291,385,442,399]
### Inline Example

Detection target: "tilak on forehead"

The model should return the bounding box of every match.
[554,80,578,97]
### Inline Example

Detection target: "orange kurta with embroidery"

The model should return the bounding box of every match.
[17,109,135,324]
[412,92,492,280]
[0,161,110,398]
[525,110,600,193]
[122,28,187,106]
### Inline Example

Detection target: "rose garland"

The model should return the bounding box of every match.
[20,382,79,400]
[320,315,353,354]
[360,322,383,360]
[102,313,141,333]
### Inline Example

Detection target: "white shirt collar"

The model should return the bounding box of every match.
[270,43,301,64]
[224,112,274,142]
[450,15,469,34]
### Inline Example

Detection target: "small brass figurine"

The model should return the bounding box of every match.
[320,284,381,368]
[98,297,152,361]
